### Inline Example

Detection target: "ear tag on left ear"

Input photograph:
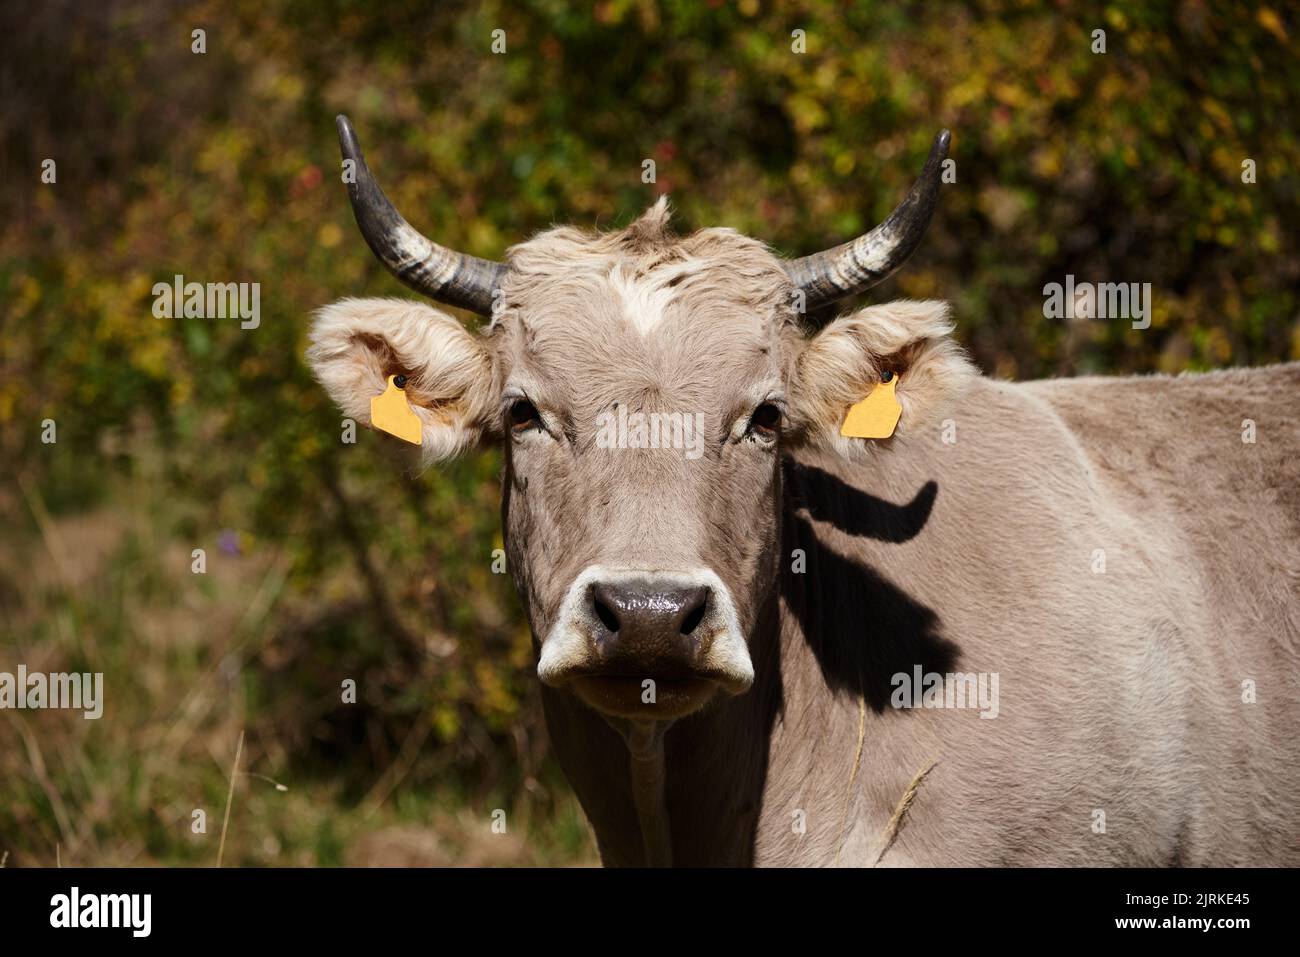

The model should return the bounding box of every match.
[371,375,423,446]
[840,372,901,440]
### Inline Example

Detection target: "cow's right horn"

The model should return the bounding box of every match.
[336,114,505,316]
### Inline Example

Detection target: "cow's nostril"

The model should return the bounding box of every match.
[589,579,711,648]
[679,594,707,636]
[593,596,621,634]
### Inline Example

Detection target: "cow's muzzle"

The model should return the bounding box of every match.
[538,567,754,719]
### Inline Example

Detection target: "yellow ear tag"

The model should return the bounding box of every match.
[370,375,423,446]
[840,373,901,439]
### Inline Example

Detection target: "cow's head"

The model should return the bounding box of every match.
[309,117,971,724]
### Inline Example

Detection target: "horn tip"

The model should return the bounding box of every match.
[336,114,358,156]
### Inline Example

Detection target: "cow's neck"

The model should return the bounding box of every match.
[605,719,673,866]
[541,577,784,866]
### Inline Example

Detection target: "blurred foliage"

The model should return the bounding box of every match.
[0,0,1297,863]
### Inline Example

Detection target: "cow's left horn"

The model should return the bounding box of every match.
[785,130,950,313]
[336,114,505,316]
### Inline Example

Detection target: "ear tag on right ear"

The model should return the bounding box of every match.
[840,372,901,440]
[371,375,423,446]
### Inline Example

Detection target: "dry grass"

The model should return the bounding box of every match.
[0,467,597,867]
[874,759,939,866]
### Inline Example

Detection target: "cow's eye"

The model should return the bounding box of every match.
[749,403,782,439]
[509,398,542,433]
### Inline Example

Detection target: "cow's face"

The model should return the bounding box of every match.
[308,119,966,722]
[490,205,795,719]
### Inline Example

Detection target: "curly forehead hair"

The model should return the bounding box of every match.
[493,197,800,339]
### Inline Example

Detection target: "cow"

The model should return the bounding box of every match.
[308,116,1300,867]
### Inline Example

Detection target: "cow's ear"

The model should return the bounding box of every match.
[788,300,975,455]
[307,297,497,462]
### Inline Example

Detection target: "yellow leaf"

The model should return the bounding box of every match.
[1256,8,1289,44]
